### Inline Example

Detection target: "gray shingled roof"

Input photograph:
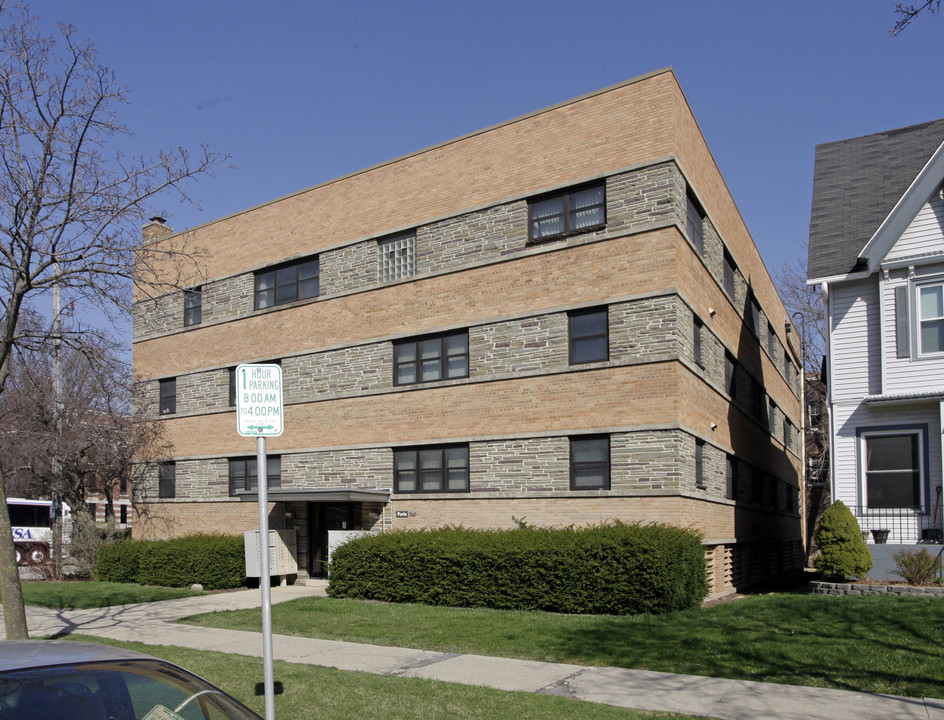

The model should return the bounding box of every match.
[808,118,944,280]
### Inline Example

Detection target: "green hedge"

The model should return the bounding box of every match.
[96,534,245,590]
[327,523,708,615]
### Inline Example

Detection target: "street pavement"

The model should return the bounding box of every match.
[5,583,943,720]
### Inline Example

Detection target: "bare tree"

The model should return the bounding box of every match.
[892,0,940,35]
[0,4,224,639]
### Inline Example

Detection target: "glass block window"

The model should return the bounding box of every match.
[380,232,416,282]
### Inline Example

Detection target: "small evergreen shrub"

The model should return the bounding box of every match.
[327,522,708,615]
[96,534,245,590]
[893,548,943,585]
[814,501,872,580]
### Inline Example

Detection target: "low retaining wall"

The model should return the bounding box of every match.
[810,581,944,597]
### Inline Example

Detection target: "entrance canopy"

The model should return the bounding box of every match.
[235,488,391,503]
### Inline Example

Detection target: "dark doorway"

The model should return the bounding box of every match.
[308,502,361,577]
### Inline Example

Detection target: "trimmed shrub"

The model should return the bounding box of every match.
[96,534,245,590]
[814,501,872,581]
[327,522,708,615]
[893,548,943,585]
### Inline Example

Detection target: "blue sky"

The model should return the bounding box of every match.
[36,1,944,325]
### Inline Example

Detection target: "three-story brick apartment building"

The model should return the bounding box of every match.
[133,68,803,596]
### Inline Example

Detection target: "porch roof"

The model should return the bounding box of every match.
[864,390,944,406]
[235,488,392,503]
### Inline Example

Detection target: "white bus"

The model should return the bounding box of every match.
[7,498,70,565]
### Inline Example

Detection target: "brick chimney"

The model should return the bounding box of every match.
[142,216,174,243]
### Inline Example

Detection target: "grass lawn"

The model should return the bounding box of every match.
[183,592,944,699]
[65,636,702,720]
[21,580,203,609]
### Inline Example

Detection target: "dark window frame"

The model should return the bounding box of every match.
[723,251,737,299]
[686,189,704,255]
[394,331,469,386]
[183,287,202,327]
[158,462,176,499]
[228,456,282,496]
[693,317,704,367]
[569,307,609,365]
[570,435,611,490]
[394,444,470,493]
[254,257,320,310]
[159,378,176,415]
[695,439,706,488]
[528,182,606,242]
[724,353,737,400]
[229,367,237,407]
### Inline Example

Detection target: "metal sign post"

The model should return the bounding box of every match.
[236,364,283,720]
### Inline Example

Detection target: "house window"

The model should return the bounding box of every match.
[570,435,610,490]
[229,456,282,496]
[394,445,469,493]
[394,331,469,385]
[120,476,127,495]
[569,307,609,364]
[686,190,704,255]
[158,462,176,499]
[120,505,128,524]
[379,232,416,281]
[918,284,944,354]
[861,430,923,509]
[693,317,704,367]
[695,439,705,488]
[723,251,736,299]
[184,287,202,326]
[159,378,176,415]
[255,257,319,309]
[529,183,606,241]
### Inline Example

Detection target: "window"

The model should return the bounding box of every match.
[183,287,202,326]
[229,367,237,407]
[767,323,777,358]
[158,462,176,499]
[768,399,778,433]
[693,317,703,366]
[784,419,793,450]
[229,456,282,496]
[918,284,944,354]
[159,378,176,415]
[695,439,705,488]
[255,257,319,309]
[686,190,704,255]
[723,251,736,299]
[529,183,605,241]
[751,379,766,425]
[120,505,128,524]
[87,502,96,519]
[725,455,737,499]
[394,445,469,493]
[380,232,416,281]
[394,331,468,385]
[862,430,923,508]
[724,353,737,400]
[569,308,609,364]
[120,476,127,495]
[570,435,610,490]
[746,294,761,337]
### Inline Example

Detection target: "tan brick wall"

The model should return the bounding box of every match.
[132,501,279,539]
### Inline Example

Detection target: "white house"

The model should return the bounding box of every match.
[808,118,944,545]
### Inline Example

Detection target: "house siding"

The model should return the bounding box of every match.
[829,278,881,401]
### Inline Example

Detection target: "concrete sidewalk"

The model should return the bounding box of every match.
[11,584,944,720]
